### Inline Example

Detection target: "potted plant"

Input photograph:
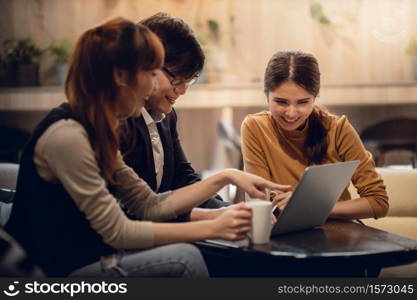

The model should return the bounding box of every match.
[197,19,228,83]
[0,38,42,87]
[405,38,417,80]
[310,2,332,25]
[45,39,73,85]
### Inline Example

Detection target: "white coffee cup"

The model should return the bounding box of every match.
[246,200,272,244]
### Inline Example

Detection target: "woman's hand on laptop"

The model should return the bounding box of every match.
[271,192,292,213]
[225,169,291,200]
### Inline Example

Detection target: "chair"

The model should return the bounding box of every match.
[218,121,244,202]
[0,163,19,227]
[0,126,30,163]
[360,118,417,168]
[0,164,44,276]
[218,120,243,170]
[0,163,19,190]
[0,227,44,277]
[348,168,417,277]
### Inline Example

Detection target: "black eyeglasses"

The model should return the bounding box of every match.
[162,67,198,87]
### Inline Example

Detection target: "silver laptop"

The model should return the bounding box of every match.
[271,160,360,236]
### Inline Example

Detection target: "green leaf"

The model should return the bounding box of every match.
[207,19,220,43]
[310,2,332,25]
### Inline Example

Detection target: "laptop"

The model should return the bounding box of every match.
[271,160,360,236]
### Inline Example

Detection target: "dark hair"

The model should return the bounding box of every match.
[139,12,204,80]
[65,17,164,183]
[264,49,328,165]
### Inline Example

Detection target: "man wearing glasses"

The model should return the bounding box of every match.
[120,13,235,222]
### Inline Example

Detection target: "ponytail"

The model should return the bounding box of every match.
[303,106,328,165]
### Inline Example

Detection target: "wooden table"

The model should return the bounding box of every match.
[196,220,417,277]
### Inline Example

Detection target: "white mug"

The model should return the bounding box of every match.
[246,200,272,244]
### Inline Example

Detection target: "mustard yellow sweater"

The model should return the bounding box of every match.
[241,111,388,219]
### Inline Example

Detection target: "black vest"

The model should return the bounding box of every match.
[5,103,114,276]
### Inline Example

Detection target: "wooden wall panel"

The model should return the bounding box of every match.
[1,0,417,171]
[1,0,416,85]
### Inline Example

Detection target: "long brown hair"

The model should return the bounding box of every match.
[65,17,164,182]
[264,49,327,165]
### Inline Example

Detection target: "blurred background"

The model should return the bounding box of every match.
[0,0,417,175]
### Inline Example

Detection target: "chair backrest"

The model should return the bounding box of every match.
[0,126,30,163]
[0,227,44,276]
[0,163,19,190]
[348,168,417,217]
[360,118,417,168]
[218,120,243,170]
[361,118,417,142]
[218,120,242,151]
[217,121,245,202]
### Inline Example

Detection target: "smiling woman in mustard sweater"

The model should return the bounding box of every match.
[241,49,388,220]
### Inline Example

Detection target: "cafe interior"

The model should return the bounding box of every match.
[0,0,416,278]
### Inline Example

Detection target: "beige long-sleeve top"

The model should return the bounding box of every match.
[241,111,389,219]
[34,119,177,250]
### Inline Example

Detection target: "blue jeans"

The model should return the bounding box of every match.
[69,243,209,278]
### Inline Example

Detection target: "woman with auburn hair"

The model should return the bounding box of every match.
[6,18,290,277]
[241,49,388,220]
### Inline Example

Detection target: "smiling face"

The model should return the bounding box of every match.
[268,81,315,131]
[145,67,189,114]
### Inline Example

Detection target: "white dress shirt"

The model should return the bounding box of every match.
[141,107,165,191]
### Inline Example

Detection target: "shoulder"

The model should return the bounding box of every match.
[317,109,350,132]
[242,111,271,129]
[333,114,353,133]
[43,119,87,142]
[321,112,359,144]
[37,119,90,155]
[241,111,275,143]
